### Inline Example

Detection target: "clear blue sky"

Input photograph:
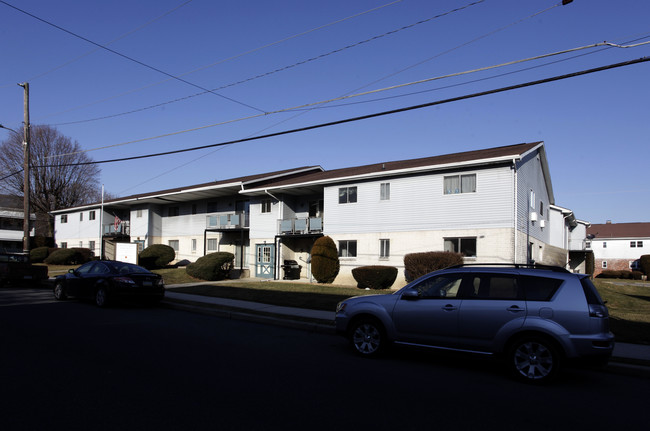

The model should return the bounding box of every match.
[1,0,649,224]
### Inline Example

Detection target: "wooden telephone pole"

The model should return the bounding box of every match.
[19,82,30,253]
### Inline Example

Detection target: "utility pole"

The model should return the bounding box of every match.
[19,82,30,253]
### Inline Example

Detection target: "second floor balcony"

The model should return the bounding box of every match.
[206,211,249,230]
[278,217,323,235]
[103,221,130,237]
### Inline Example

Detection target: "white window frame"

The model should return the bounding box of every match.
[444,174,476,195]
[339,240,357,258]
[61,214,67,223]
[261,199,272,213]
[207,238,218,252]
[380,239,390,259]
[380,183,390,201]
[89,211,96,220]
[338,187,357,204]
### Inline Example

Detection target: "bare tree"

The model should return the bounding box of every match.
[0,125,102,236]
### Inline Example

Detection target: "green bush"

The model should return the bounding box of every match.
[595,270,640,279]
[639,255,650,275]
[404,251,464,282]
[139,244,176,269]
[44,247,93,265]
[310,236,340,284]
[186,252,234,281]
[30,246,50,263]
[352,266,398,290]
[632,271,644,280]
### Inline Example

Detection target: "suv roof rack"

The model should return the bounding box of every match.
[446,263,571,273]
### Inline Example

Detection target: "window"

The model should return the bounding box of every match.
[89,241,95,252]
[637,241,643,248]
[79,241,83,247]
[168,206,179,217]
[261,199,272,213]
[603,242,607,248]
[520,276,562,301]
[444,237,477,257]
[539,201,544,217]
[89,211,96,220]
[530,191,536,209]
[602,261,607,269]
[444,174,476,194]
[414,274,463,299]
[339,186,357,204]
[61,214,68,223]
[168,240,179,252]
[465,274,521,300]
[630,241,636,248]
[61,242,67,249]
[79,213,83,221]
[380,239,390,259]
[380,183,390,200]
[191,239,197,252]
[207,238,218,251]
[339,240,357,257]
[192,204,197,215]
[136,209,142,218]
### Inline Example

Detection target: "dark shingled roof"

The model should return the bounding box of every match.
[587,223,650,239]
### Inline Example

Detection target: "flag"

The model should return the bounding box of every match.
[114,215,121,231]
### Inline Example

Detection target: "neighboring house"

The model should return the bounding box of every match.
[0,195,35,252]
[51,142,586,285]
[586,221,650,275]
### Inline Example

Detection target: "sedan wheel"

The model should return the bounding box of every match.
[509,338,559,383]
[95,286,109,307]
[350,319,384,357]
[53,282,67,300]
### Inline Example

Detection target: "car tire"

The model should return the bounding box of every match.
[95,286,109,308]
[508,336,560,383]
[53,281,67,300]
[349,318,385,357]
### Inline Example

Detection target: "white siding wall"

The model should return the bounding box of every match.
[592,238,649,260]
[325,166,515,234]
[54,209,101,250]
[249,197,280,240]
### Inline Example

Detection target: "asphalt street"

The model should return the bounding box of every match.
[1,287,648,431]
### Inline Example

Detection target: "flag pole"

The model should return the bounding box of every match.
[99,184,104,259]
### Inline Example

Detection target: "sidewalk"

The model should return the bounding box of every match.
[162,288,650,376]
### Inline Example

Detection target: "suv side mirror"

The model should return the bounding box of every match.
[401,288,420,300]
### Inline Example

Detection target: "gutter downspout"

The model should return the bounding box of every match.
[512,160,518,264]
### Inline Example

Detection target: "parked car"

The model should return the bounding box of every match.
[0,252,48,287]
[53,260,164,307]
[335,264,614,383]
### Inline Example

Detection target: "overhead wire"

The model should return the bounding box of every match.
[44,40,650,159]
[36,0,407,121]
[0,0,195,88]
[46,0,485,126]
[33,56,650,169]
[0,0,265,113]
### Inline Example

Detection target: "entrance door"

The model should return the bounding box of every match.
[255,244,274,278]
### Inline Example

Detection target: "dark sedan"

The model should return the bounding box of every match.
[54,260,165,307]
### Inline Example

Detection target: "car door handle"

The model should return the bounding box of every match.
[507,305,525,313]
[442,304,457,311]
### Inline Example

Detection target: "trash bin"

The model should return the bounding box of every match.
[281,260,302,280]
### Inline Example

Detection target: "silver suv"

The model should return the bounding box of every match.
[335,264,614,382]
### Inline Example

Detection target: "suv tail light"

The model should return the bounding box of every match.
[589,304,608,318]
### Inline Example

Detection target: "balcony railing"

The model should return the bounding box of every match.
[103,221,130,236]
[206,211,249,229]
[278,217,323,235]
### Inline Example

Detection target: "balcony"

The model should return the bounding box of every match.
[206,212,249,230]
[278,217,323,235]
[103,221,130,236]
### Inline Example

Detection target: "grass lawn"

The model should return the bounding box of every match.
[593,279,650,345]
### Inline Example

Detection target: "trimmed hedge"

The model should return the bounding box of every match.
[186,252,234,281]
[596,270,644,280]
[310,236,340,284]
[139,244,176,269]
[352,265,398,290]
[404,251,464,282]
[640,255,650,276]
[44,247,94,265]
[30,246,50,263]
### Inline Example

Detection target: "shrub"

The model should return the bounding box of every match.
[640,255,650,275]
[595,270,636,279]
[139,244,176,269]
[186,252,234,281]
[310,236,340,284]
[44,247,93,265]
[30,246,50,263]
[632,271,644,281]
[403,251,464,282]
[352,266,398,290]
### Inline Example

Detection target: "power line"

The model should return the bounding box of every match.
[34,56,650,169]
[0,0,264,113]
[36,0,407,121]
[48,0,486,126]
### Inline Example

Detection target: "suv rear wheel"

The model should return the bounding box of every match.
[508,336,559,383]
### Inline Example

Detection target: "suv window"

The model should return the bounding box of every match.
[463,274,522,300]
[414,274,463,298]
[520,275,563,301]
[580,277,605,305]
